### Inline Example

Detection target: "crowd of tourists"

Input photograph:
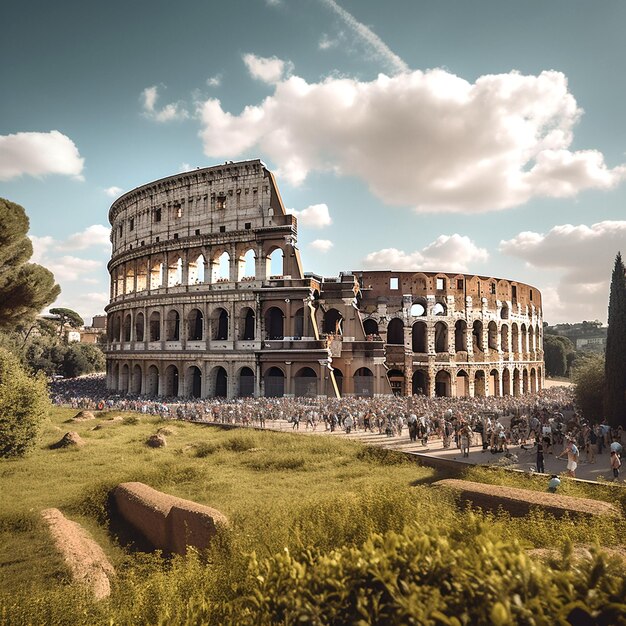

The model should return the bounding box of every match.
[50,374,623,480]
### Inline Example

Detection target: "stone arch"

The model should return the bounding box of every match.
[435,370,451,397]
[135,312,145,342]
[149,311,161,342]
[187,365,202,398]
[501,324,509,352]
[387,369,405,396]
[511,323,519,354]
[240,307,256,340]
[387,318,404,345]
[124,266,135,294]
[363,318,379,336]
[120,364,130,393]
[472,320,483,351]
[529,325,535,352]
[213,251,230,282]
[530,367,537,393]
[294,366,317,397]
[146,364,159,396]
[474,370,487,397]
[502,368,511,396]
[123,313,132,342]
[212,366,228,398]
[238,248,256,281]
[211,307,229,340]
[434,321,448,353]
[513,367,521,397]
[353,367,373,397]
[293,307,305,338]
[150,259,164,289]
[265,306,285,340]
[535,323,542,350]
[456,369,469,397]
[323,308,343,335]
[412,321,427,353]
[410,297,427,317]
[488,321,498,351]
[112,314,122,342]
[522,368,529,394]
[136,261,148,292]
[264,366,285,397]
[164,364,179,396]
[110,362,119,390]
[266,246,284,277]
[131,364,142,394]
[455,320,467,352]
[187,308,204,341]
[167,255,183,287]
[166,309,181,341]
[521,323,528,353]
[412,369,428,396]
[500,303,509,320]
[188,253,206,284]
[433,300,447,316]
[489,368,500,397]
[238,366,255,397]
[411,273,428,292]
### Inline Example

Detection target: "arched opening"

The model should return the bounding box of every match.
[410,301,426,317]
[149,311,161,342]
[214,366,228,398]
[489,369,500,396]
[267,247,284,277]
[265,307,284,340]
[135,312,145,342]
[455,320,467,352]
[238,249,256,281]
[131,364,142,394]
[475,370,486,397]
[240,308,255,340]
[435,370,451,397]
[120,364,130,393]
[323,309,343,336]
[412,370,428,396]
[150,260,164,289]
[522,368,529,394]
[500,324,509,352]
[456,369,469,397]
[412,321,427,353]
[387,369,405,396]
[433,301,447,316]
[167,256,183,287]
[521,323,528,353]
[500,304,509,320]
[387,318,404,345]
[472,320,483,351]
[164,364,179,397]
[353,367,373,397]
[136,262,148,292]
[513,368,521,397]
[111,363,119,390]
[530,368,537,393]
[488,321,498,351]
[511,323,519,354]
[293,307,305,338]
[239,367,254,397]
[187,309,204,341]
[124,267,135,295]
[529,326,535,352]
[214,251,230,282]
[166,309,180,341]
[188,254,206,284]
[294,367,317,397]
[123,314,132,342]
[212,308,229,340]
[502,369,511,396]
[112,315,121,342]
[435,321,448,353]
[363,318,379,337]
[537,366,543,390]
[146,365,159,396]
[188,366,202,398]
[264,366,285,397]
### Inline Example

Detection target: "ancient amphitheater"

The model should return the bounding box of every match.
[106,159,544,399]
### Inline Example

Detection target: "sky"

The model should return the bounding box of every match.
[1,0,626,325]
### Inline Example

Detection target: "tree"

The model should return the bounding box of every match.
[605,252,626,428]
[48,307,84,338]
[0,198,60,329]
[543,334,574,377]
[572,354,605,422]
[0,347,50,458]
[61,343,105,378]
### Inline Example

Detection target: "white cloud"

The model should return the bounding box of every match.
[46,256,102,282]
[499,220,626,323]
[206,74,222,87]
[198,68,626,213]
[141,85,189,122]
[319,33,339,50]
[309,239,334,252]
[104,186,123,198]
[0,131,84,181]
[363,234,489,272]
[242,53,292,84]
[289,203,332,228]
[319,0,409,75]
[64,225,111,251]
[179,162,193,172]
[29,235,55,264]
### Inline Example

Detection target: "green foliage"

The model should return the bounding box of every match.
[605,252,626,428]
[62,342,105,377]
[0,198,60,330]
[48,307,84,337]
[543,334,574,377]
[573,354,606,422]
[0,347,49,457]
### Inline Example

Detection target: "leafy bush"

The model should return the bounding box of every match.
[0,347,49,457]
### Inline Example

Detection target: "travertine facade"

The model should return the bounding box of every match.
[106,159,544,399]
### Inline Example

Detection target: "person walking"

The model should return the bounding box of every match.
[558,439,579,478]
[536,441,545,474]
[610,450,621,481]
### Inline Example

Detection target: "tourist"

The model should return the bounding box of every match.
[547,474,561,493]
[610,450,621,481]
[557,439,579,478]
[536,442,545,474]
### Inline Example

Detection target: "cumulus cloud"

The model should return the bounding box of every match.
[0,131,84,181]
[309,239,334,252]
[242,53,292,84]
[45,256,102,282]
[64,225,111,251]
[141,85,189,122]
[197,68,626,212]
[363,234,489,272]
[289,203,332,228]
[499,220,626,322]
[206,74,222,87]
[104,186,123,198]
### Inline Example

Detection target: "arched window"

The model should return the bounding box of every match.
[149,311,161,342]
[410,302,426,317]
[412,321,427,353]
[267,247,284,277]
[188,309,204,340]
[213,251,230,282]
[386,318,404,345]
[294,367,317,397]
[455,320,467,352]
[488,321,498,350]
[123,314,132,342]
[293,307,305,338]
[188,254,205,284]
[188,366,202,398]
[239,249,256,280]
[264,366,285,397]
[265,307,284,339]
[323,309,343,335]
[435,322,448,353]
[433,301,447,316]
[135,312,145,342]
[131,364,142,394]
[212,308,229,340]
[150,260,164,289]
[472,320,483,351]
[240,307,255,340]
[166,309,180,341]
[353,367,373,397]
[239,367,254,397]
[164,364,179,396]
[167,256,183,287]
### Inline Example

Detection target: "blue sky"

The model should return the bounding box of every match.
[1,0,625,324]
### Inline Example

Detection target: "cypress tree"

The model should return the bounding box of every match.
[604,252,626,427]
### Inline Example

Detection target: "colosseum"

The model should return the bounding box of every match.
[106,159,544,399]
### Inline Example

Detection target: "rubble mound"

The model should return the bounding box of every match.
[71,410,95,421]
[146,433,167,448]
[50,432,85,449]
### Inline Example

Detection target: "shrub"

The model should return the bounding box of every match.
[0,347,49,457]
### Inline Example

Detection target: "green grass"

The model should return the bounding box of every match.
[1,406,625,625]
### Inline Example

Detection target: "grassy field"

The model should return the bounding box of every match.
[1,407,625,625]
